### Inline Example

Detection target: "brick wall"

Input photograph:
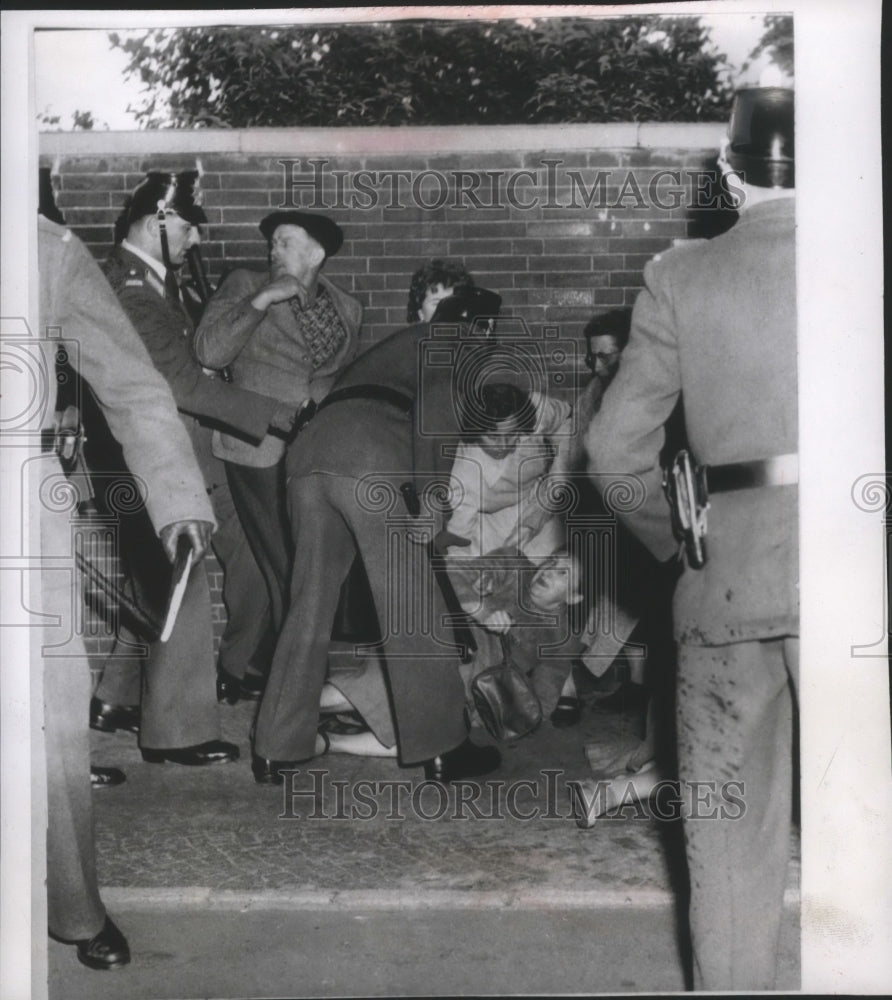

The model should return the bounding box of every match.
[40,124,729,654]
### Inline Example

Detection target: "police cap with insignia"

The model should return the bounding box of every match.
[259,210,344,259]
[726,87,794,189]
[114,171,207,243]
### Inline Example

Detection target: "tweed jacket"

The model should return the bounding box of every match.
[38,215,213,530]
[587,197,798,645]
[102,246,280,484]
[194,268,363,467]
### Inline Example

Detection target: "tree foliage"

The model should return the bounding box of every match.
[747,15,794,78]
[109,16,734,128]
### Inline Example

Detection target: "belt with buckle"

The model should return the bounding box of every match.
[705,453,798,493]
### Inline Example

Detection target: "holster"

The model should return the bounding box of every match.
[662,449,709,569]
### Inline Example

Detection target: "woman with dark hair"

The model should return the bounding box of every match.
[406,258,473,323]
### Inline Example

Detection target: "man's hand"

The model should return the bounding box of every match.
[159,520,214,563]
[482,610,513,634]
[268,398,310,439]
[251,275,309,312]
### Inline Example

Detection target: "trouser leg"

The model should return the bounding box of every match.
[677,637,795,991]
[254,474,356,761]
[138,563,220,749]
[347,500,468,764]
[225,460,291,633]
[209,478,274,680]
[41,505,106,941]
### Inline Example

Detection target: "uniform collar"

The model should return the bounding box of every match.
[121,239,168,283]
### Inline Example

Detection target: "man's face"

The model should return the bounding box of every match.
[269,224,324,281]
[478,415,524,459]
[585,333,622,382]
[159,212,200,267]
[419,281,455,322]
[528,557,580,609]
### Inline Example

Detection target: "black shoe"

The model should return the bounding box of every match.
[550,696,583,728]
[90,766,126,788]
[423,739,502,783]
[216,668,242,705]
[72,916,130,970]
[141,740,240,766]
[251,733,329,785]
[240,672,265,700]
[89,698,140,734]
[217,668,265,705]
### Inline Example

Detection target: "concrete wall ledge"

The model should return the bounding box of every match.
[40,122,725,157]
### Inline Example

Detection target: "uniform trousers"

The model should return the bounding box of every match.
[94,476,271,742]
[677,635,798,991]
[41,474,106,941]
[254,471,468,764]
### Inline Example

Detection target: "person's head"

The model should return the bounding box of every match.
[583,309,631,382]
[462,382,536,459]
[718,86,794,207]
[407,259,473,322]
[115,171,207,268]
[527,551,584,610]
[38,166,65,225]
[259,210,343,283]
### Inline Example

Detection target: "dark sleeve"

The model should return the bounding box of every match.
[115,283,278,443]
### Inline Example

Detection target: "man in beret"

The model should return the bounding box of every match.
[194,211,363,632]
[94,172,301,765]
[586,88,798,989]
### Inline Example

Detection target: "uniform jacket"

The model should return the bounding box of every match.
[586,197,798,645]
[102,246,280,485]
[194,268,363,467]
[37,215,213,530]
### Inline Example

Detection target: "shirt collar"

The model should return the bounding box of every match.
[122,239,168,283]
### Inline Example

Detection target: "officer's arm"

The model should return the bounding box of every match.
[115,282,278,442]
[585,257,681,561]
[194,270,266,369]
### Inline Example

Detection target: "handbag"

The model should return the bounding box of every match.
[470,635,543,742]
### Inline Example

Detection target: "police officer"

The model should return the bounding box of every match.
[586,87,797,990]
[37,207,216,968]
[92,172,300,764]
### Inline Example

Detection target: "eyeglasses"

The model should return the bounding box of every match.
[585,351,620,368]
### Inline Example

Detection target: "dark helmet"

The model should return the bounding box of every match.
[726,87,794,189]
[114,170,207,244]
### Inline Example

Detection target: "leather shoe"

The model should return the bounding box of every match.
[71,915,131,970]
[141,740,240,766]
[217,668,265,705]
[89,698,140,734]
[90,766,126,788]
[216,668,242,705]
[251,733,329,785]
[423,738,501,783]
[550,696,583,728]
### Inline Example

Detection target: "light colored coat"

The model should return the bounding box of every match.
[586,197,798,645]
[194,268,362,467]
[39,216,213,529]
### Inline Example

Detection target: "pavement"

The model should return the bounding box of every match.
[47,684,800,998]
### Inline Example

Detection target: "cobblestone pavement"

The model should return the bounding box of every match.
[48,688,800,998]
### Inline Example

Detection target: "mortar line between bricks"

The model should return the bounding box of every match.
[101,886,801,911]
